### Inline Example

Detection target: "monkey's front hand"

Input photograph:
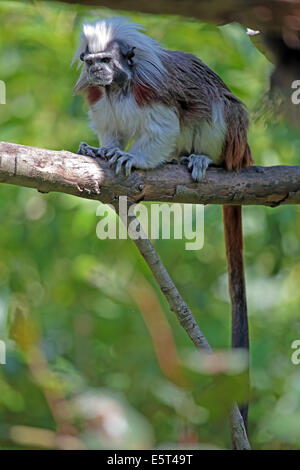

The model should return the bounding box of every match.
[78,142,100,158]
[78,142,139,176]
[78,141,120,159]
[107,149,141,176]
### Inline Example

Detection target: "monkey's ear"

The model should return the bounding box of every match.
[127,47,136,59]
[120,44,136,65]
[127,47,136,66]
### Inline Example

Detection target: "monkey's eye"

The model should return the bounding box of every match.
[86,59,93,67]
[79,52,85,61]
[101,57,111,64]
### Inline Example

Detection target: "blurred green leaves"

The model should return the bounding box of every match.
[0,0,300,450]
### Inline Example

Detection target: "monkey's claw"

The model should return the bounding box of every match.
[108,150,138,176]
[78,142,116,160]
[181,154,213,181]
[78,142,100,158]
[97,146,120,159]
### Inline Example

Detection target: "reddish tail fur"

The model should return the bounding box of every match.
[223,129,252,432]
[223,205,249,430]
[223,125,253,171]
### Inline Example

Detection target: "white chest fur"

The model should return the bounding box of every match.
[89,92,180,149]
[89,93,150,141]
[89,92,226,164]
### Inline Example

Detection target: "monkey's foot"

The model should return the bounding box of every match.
[181,154,213,181]
[108,150,139,176]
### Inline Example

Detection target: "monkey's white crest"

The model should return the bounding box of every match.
[73,18,159,61]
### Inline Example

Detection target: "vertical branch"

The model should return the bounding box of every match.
[114,200,250,450]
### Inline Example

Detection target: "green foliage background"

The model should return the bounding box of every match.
[1,0,300,449]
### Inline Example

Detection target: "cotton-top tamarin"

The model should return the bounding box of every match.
[73,18,252,428]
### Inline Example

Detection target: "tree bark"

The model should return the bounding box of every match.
[1,142,300,207]
[60,0,298,33]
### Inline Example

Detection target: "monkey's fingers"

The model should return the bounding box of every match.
[125,159,135,176]
[78,142,98,158]
[115,155,131,175]
[107,151,136,176]
[97,147,109,159]
[108,150,124,166]
[101,147,122,159]
[182,154,213,182]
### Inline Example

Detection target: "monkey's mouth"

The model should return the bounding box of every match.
[89,72,113,87]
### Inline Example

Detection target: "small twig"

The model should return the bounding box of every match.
[114,201,251,450]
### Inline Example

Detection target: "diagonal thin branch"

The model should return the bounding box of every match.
[114,201,251,450]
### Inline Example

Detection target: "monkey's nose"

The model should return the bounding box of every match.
[90,65,102,74]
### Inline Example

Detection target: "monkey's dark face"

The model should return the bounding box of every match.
[80,41,135,88]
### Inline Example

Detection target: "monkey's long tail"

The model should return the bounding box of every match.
[222,205,249,431]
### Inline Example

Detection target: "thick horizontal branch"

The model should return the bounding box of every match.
[0,142,300,206]
[61,0,296,32]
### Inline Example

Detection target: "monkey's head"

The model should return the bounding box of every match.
[79,41,135,88]
[72,18,167,96]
